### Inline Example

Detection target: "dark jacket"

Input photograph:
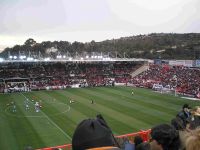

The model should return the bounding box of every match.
[177,110,190,128]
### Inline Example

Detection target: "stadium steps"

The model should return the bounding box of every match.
[130,64,149,77]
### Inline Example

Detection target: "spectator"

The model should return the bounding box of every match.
[188,106,200,130]
[72,114,120,150]
[171,116,185,131]
[185,128,200,150]
[124,137,135,150]
[150,124,180,150]
[177,104,191,128]
[134,135,143,147]
[135,142,150,150]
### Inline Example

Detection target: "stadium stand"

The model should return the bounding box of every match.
[131,64,200,97]
[1,62,200,97]
[0,61,142,93]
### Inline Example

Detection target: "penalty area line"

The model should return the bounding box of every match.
[20,93,72,140]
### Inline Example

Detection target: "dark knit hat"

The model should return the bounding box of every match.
[72,114,117,150]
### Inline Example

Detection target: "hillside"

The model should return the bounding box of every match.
[1,33,200,59]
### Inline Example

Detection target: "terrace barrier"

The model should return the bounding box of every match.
[37,129,151,150]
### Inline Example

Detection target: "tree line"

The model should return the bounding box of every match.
[1,33,200,59]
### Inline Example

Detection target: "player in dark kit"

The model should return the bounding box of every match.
[91,100,94,104]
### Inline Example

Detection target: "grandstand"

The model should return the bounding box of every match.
[0,57,148,93]
[1,55,200,98]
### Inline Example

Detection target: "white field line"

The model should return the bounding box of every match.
[21,93,72,140]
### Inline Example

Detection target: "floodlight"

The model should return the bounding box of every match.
[44,58,50,61]
[0,58,4,62]
[103,57,111,61]
[27,57,34,61]
[19,55,27,59]
[56,55,62,59]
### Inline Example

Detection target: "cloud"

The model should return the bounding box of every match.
[0,0,200,49]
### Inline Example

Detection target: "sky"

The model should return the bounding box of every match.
[0,0,200,51]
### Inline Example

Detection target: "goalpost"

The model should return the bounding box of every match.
[152,83,174,95]
[4,78,30,93]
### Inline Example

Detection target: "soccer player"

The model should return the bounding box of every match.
[24,99,30,111]
[91,99,94,104]
[69,98,75,104]
[39,100,42,108]
[131,90,134,95]
[25,102,29,111]
[26,104,29,110]
[35,102,40,112]
[12,102,16,112]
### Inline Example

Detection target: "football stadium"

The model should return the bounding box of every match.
[1,1,200,150]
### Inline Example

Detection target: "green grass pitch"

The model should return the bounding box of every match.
[0,86,199,149]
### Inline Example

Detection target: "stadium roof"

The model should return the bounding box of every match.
[0,58,153,63]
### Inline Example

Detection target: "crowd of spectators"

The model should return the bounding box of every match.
[1,62,200,97]
[131,64,200,97]
[0,62,141,92]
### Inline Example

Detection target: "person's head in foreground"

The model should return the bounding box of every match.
[150,124,180,150]
[185,128,200,150]
[72,114,119,150]
[134,135,144,147]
